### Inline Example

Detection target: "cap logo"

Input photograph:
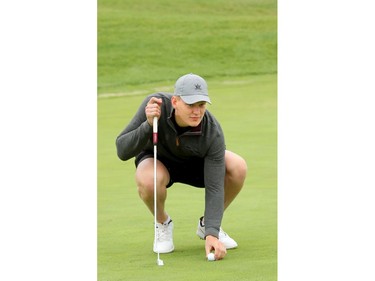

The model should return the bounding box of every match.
[194,84,201,90]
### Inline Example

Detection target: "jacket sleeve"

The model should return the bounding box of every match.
[203,131,226,238]
[115,96,153,161]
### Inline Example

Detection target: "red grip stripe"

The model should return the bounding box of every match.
[153,132,158,145]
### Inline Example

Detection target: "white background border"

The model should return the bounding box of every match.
[1,0,374,280]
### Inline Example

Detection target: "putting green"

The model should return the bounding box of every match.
[98,74,277,280]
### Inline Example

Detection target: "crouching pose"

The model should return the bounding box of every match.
[116,73,247,260]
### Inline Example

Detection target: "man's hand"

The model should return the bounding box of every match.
[145,97,162,126]
[205,235,227,260]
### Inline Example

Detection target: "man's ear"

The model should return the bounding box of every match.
[171,96,178,108]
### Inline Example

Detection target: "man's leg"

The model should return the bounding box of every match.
[135,158,170,223]
[224,150,247,210]
[135,158,174,253]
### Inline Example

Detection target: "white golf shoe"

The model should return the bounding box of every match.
[196,216,238,249]
[153,219,174,254]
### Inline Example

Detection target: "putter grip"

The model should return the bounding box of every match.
[153,117,158,145]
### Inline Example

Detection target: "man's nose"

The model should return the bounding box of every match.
[192,106,200,114]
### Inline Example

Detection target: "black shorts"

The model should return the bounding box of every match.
[135,151,205,188]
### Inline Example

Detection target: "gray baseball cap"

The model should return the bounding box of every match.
[174,73,211,104]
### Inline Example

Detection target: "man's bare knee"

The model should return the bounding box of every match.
[225,151,248,184]
[234,156,247,181]
[135,158,170,200]
[136,178,154,200]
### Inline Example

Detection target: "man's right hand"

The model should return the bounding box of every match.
[145,97,162,126]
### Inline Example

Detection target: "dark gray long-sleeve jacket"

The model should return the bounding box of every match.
[116,93,225,238]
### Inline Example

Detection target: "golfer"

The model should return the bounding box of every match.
[116,73,247,260]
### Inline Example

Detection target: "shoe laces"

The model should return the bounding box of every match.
[219,228,229,238]
[156,221,172,242]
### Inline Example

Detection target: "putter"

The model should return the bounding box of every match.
[153,116,164,266]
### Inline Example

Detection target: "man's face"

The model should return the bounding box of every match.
[171,96,207,127]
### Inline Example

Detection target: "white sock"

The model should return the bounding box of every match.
[163,215,171,225]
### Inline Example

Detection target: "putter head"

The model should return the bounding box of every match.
[157,259,164,266]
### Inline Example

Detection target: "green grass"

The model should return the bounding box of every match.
[98,0,277,94]
[98,74,277,280]
[98,0,277,279]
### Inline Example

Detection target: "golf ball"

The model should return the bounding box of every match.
[207,253,215,261]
